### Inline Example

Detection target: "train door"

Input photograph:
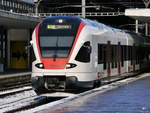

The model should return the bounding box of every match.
[132,44,136,71]
[97,40,112,77]
[117,42,121,75]
[106,41,111,76]
[10,41,28,69]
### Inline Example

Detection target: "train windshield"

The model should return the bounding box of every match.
[40,36,74,58]
[38,17,81,58]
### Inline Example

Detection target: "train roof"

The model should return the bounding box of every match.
[42,16,123,33]
[42,16,150,42]
[42,16,82,24]
[81,17,125,33]
[42,16,124,33]
[81,17,150,45]
[125,30,150,39]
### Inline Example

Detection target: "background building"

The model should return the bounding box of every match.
[0,0,149,72]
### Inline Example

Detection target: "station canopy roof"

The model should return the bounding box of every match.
[125,8,150,23]
[40,0,148,13]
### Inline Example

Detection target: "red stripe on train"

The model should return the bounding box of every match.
[35,24,42,61]
[35,22,85,69]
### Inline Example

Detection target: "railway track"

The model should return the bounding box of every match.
[0,73,148,113]
[0,72,31,90]
[0,86,64,113]
[0,85,32,97]
[0,87,36,112]
[0,90,47,113]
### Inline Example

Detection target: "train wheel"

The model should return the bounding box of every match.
[33,87,48,95]
[93,80,101,88]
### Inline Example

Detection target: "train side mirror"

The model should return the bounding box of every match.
[25,40,33,53]
[83,41,92,54]
[30,40,33,45]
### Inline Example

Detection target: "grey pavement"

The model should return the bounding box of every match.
[44,75,150,113]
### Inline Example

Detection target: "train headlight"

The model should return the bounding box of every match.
[66,63,77,69]
[35,63,44,69]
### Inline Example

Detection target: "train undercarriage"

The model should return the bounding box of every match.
[31,75,98,94]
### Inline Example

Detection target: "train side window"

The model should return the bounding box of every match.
[136,47,139,64]
[98,44,103,64]
[111,45,114,68]
[121,46,124,67]
[103,45,107,70]
[128,46,131,61]
[114,45,117,68]
[112,45,116,68]
[124,46,127,61]
[75,41,91,63]
[98,44,107,68]
[131,46,133,65]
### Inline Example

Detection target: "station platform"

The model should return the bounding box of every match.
[38,73,150,113]
[0,71,31,89]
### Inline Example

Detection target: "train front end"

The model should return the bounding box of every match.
[31,16,86,94]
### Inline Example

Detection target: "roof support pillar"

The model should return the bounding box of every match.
[82,0,86,18]
[145,23,148,36]
[135,20,139,33]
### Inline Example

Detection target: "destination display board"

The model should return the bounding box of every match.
[47,25,72,29]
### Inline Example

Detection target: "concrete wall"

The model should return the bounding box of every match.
[8,29,29,41]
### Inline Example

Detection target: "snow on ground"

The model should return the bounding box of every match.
[0,90,36,112]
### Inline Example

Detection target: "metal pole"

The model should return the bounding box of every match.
[82,0,86,18]
[34,0,42,17]
[143,0,150,8]
[1,0,3,5]
[135,20,138,33]
[35,3,38,16]
[145,23,148,36]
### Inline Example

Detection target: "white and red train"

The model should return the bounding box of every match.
[31,16,150,94]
